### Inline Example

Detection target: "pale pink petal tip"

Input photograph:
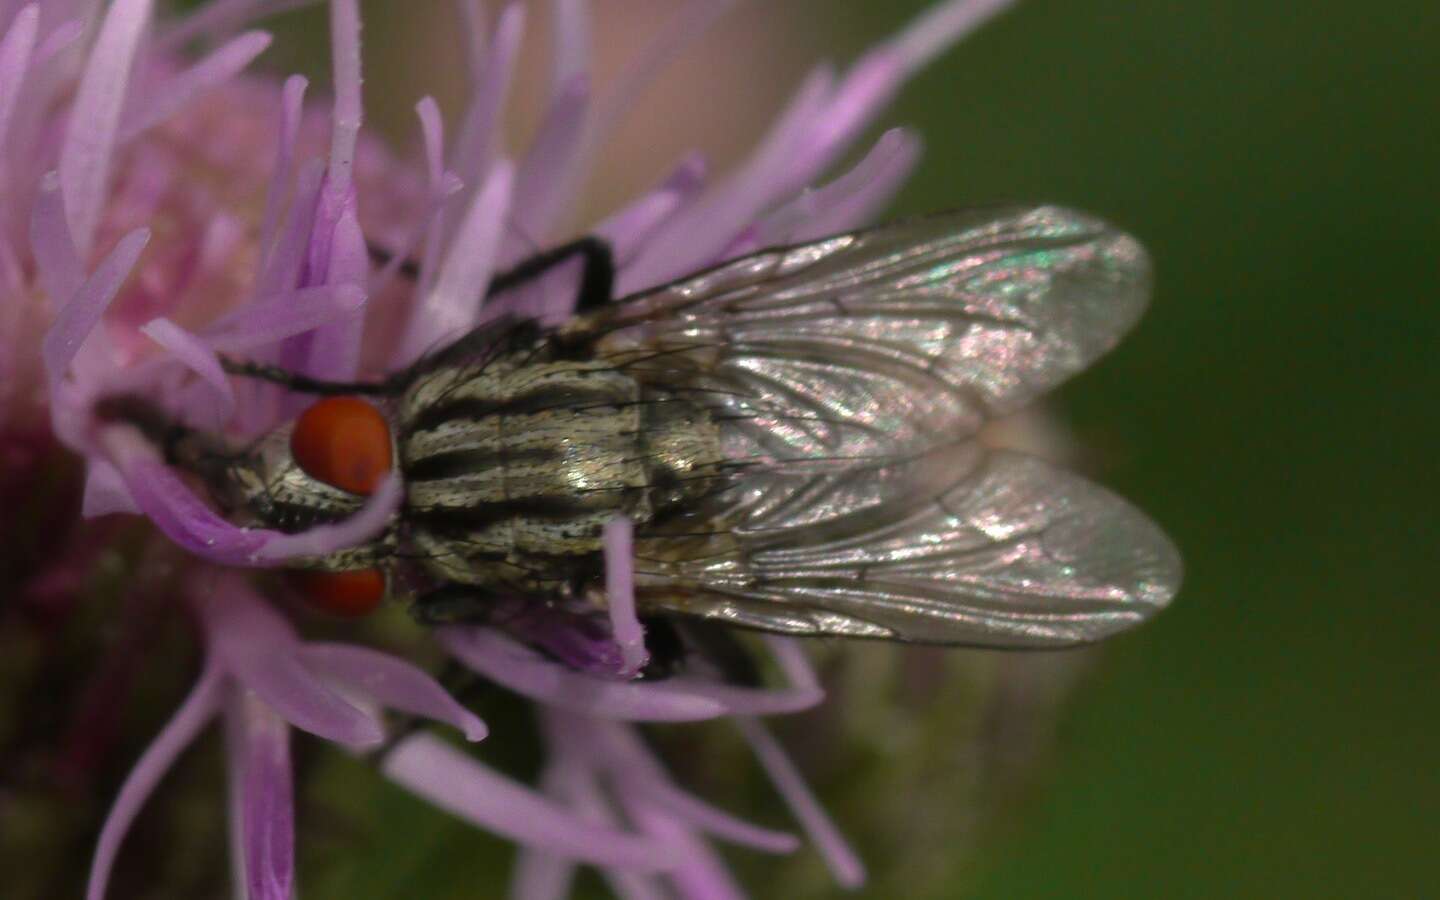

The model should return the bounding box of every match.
[300,643,489,741]
[382,733,671,871]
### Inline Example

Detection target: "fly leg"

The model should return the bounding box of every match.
[217,357,400,396]
[92,394,237,484]
[368,235,617,311]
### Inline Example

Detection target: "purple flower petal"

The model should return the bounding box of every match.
[588,716,800,854]
[102,426,400,568]
[623,800,746,900]
[759,127,921,245]
[736,716,865,889]
[623,65,835,289]
[603,517,649,679]
[324,0,362,199]
[118,30,272,142]
[510,75,589,244]
[81,459,139,517]
[257,75,308,270]
[58,0,154,257]
[202,285,366,352]
[29,172,84,302]
[397,159,513,364]
[248,471,401,562]
[86,660,224,900]
[548,0,590,100]
[140,317,236,423]
[298,642,488,741]
[438,627,728,722]
[382,733,672,871]
[447,3,523,226]
[197,576,385,746]
[257,159,324,299]
[0,4,38,152]
[600,152,706,279]
[227,690,294,900]
[41,226,149,394]
[157,0,316,51]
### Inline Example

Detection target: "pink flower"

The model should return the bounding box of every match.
[4,1,1028,897]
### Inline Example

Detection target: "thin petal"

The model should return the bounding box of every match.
[299,642,488,741]
[382,733,671,871]
[0,4,38,152]
[324,0,362,200]
[592,718,800,854]
[140,317,236,423]
[30,171,85,312]
[257,75,308,271]
[202,285,366,351]
[42,227,149,393]
[598,152,706,278]
[438,627,728,722]
[248,471,402,562]
[86,660,223,900]
[119,30,272,142]
[81,459,138,517]
[548,0,589,101]
[448,2,523,219]
[58,0,154,256]
[736,717,865,889]
[227,690,294,900]
[623,65,835,289]
[758,127,921,245]
[509,75,589,245]
[100,425,399,568]
[197,575,385,746]
[603,517,649,679]
[397,159,513,364]
[157,0,316,51]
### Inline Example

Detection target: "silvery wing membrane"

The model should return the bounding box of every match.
[635,446,1180,648]
[583,206,1151,468]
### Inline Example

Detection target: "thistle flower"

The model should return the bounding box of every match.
[1,0,1039,897]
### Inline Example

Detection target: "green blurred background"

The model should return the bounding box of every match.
[248,1,1440,896]
[13,1,1435,898]
[871,1,1439,897]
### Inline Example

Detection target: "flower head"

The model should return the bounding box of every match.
[0,1,1167,897]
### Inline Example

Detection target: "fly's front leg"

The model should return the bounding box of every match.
[487,236,616,313]
[218,356,400,396]
[367,235,617,311]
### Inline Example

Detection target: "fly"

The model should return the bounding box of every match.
[100,206,1181,669]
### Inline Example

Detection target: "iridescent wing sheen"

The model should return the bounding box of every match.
[579,206,1151,468]
[634,446,1180,648]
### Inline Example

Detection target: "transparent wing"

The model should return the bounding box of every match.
[581,206,1151,467]
[634,446,1180,648]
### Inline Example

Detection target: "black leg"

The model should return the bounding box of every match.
[367,235,616,312]
[486,236,616,312]
[218,356,399,396]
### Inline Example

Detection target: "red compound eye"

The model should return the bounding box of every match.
[293,568,386,617]
[290,396,393,495]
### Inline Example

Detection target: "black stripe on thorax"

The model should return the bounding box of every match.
[406,382,630,435]
[405,446,559,482]
[409,495,613,532]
